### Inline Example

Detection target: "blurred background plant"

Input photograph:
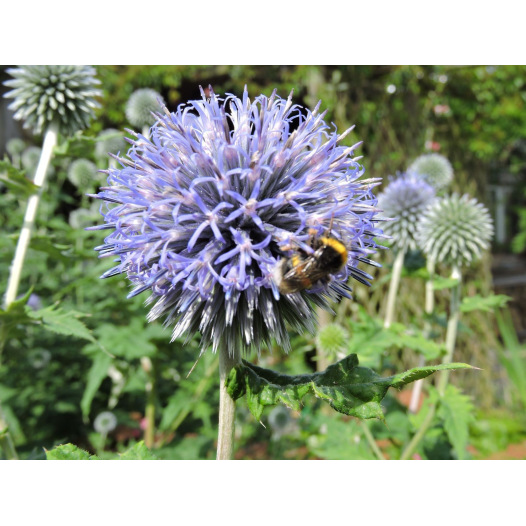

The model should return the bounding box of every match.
[1,65,525,460]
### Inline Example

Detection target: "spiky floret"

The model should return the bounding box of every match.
[408,153,453,191]
[416,193,493,267]
[378,173,436,252]
[91,87,384,354]
[3,65,102,135]
[125,88,165,128]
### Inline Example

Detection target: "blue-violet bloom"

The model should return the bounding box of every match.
[91,88,383,354]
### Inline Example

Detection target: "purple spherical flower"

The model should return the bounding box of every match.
[377,173,436,252]
[91,87,383,354]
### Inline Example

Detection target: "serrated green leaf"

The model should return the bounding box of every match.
[46,443,99,460]
[0,289,35,332]
[53,135,96,158]
[0,158,38,197]
[226,354,474,422]
[117,441,158,460]
[27,305,96,344]
[437,385,475,459]
[460,294,511,313]
[433,276,460,290]
[91,320,157,360]
[80,350,112,418]
[29,235,74,262]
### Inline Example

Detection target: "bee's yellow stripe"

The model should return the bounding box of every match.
[320,237,348,264]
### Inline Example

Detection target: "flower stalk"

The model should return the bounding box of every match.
[384,249,405,328]
[408,255,436,413]
[217,344,241,460]
[400,266,461,460]
[3,124,58,308]
[141,356,156,449]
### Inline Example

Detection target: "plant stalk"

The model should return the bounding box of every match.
[142,356,156,449]
[384,249,405,329]
[409,256,436,413]
[216,343,241,460]
[400,266,462,460]
[362,421,385,460]
[3,124,58,308]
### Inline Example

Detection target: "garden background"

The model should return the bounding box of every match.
[1,65,525,460]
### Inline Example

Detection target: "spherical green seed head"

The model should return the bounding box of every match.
[408,153,453,191]
[417,193,494,267]
[4,65,102,136]
[95,129,127,160]
[125,88,164,128]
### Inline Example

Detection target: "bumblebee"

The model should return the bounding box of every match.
[273,228,348,294]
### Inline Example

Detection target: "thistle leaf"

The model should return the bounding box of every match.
[0,158,38,197]
[460,294,511,313]
[226,354,474,422]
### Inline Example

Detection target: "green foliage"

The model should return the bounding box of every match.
[495,308,526,410]
[0,158,38,197]
[226,354,472,422]
[45,441,157,460]
[460,294,511,313]
[1,65,525,460]
[437,385,475,459]
[46,443,98,460]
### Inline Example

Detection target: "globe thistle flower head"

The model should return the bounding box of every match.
[125,88,165,129]
[68,158,99,190]
[93,411,118,434]
[21,146,42,174]
[3,65,102,135]
[377,173,436,252]
[416,193,494,267]
[95,129,127,160]
[6,138,26,158]
[408,153,453,191]
[91,87,383,355]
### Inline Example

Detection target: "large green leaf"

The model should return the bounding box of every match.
[437,385,475,460]
[46,443,99,460]
[117,441,158,460]
[27,305,97,344]
[45,441,157,460]
[0,158,38,197]
[226,354,474,422]
[80,350,112,418]
[0,289,34,332]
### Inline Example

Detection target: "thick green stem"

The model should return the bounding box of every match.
[316,307,333,372]
[0,405,18,460]
[216,343,241,460]
[400,266,462,460]
[361,421,385,460]
[384,250,405,329]
[142,357,156,449]
[3,124,58,308]
[409,256,436,413]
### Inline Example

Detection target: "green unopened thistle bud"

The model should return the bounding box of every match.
[408,153,453,191]
[316,323,348,356]
[67,159,98,190]
[125,88,164,129]
[6,138,26,158]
